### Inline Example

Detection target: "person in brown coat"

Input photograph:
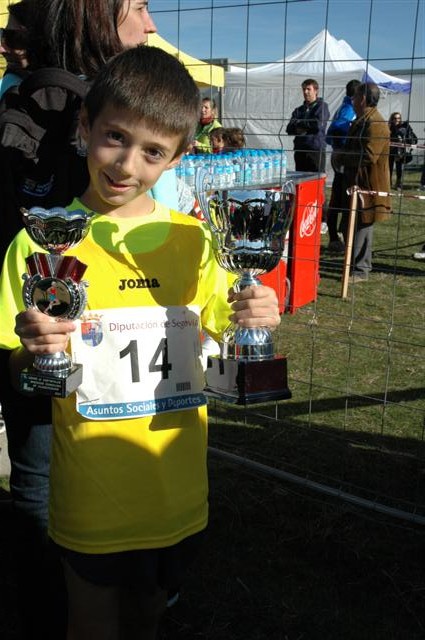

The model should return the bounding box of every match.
[341,82,391,282]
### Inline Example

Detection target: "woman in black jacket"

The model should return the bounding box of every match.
[388,112,418,189]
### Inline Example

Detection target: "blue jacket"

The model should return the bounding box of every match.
[0,72,23,99]
[286,97,330,151]
[326,96,356,149]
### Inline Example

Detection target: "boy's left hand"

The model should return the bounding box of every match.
[228,285,281,328]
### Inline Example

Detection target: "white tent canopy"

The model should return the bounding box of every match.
[223,29,413,157]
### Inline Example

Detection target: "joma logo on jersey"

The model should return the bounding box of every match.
[119,278,160,290]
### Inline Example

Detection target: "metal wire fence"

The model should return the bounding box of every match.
[0,0,423,523]
[153,0,425,523]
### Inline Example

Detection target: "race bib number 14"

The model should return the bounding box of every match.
[71,306,206,420]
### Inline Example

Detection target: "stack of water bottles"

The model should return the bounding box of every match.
[175,148,287,193]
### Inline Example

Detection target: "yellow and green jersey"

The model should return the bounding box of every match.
[0,200,231,553]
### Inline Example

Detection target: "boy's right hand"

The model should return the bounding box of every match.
[15,309,76,355]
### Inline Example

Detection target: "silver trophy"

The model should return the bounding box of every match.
[195,167,294,404]
[20,206,91,397]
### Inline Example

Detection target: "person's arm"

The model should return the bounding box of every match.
[342,119,365,170]
[315,100,330,134]
[9,309,76,391]
[198,226,280,342]
[327,103,355,146]
[301,100,330,135]
[286,108,301,135]
[406,123,418,146]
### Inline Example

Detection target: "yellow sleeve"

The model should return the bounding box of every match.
[197,223,233,342]
[0,230,38,350]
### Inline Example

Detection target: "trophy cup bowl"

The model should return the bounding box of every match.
[195,167,294,404]
[20,206,92,397]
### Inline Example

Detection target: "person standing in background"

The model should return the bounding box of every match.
[286,79,330,233]
[0,0,33,437]
[209,126,226,153]
[341,82,391,282]
[0,2,158,638]
[325,79,361,252]
[193,97,222,153]
[223,126,246,151]
[388,112,418,190]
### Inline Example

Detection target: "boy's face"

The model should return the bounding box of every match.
[211,134,224,151]
[80,104,182,216]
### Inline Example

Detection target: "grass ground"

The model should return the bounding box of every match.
[0,171,424,638]
[160,458,425,640]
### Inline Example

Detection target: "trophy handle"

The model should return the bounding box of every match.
[194,167,221,233]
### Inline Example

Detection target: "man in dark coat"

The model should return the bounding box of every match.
[286,78,330,233]
[340,82,391,282]
[286,78,330,173]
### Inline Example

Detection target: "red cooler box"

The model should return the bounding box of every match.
[259,230,289,314]
[287,172,325,314]
[259,172,325,314]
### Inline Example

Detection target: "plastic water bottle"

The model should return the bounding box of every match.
[248,150,259,185]
[257,150,267,185]
[264,158,272,184]
[233,157,242,187]
[213,161,225,189]
[185,155,196,190]
[271,150,280,182]
[241,150,252,186]
[175,160,183,181]
[281,149,287,179]
[266,150,275,183]
[223,154,235,188]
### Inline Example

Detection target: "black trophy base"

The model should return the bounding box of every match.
[20,364,83,398]
[205,354,291,405]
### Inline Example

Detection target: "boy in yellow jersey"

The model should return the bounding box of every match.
[0,46,280,639]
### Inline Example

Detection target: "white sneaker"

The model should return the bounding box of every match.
[320,222,328,235]
[412,251,425,261]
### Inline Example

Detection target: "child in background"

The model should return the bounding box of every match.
[0,46,280,639]
[209,126,226,153]
[223,127,246,150]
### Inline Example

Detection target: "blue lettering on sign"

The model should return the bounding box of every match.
[78,393,206,420]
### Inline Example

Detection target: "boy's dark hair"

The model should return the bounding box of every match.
[356,82,380,107]
[345,79,361,98]
[301,78,319,91]
[85,46,201,156]
[224,127,246,149]
[210,127,226,140]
